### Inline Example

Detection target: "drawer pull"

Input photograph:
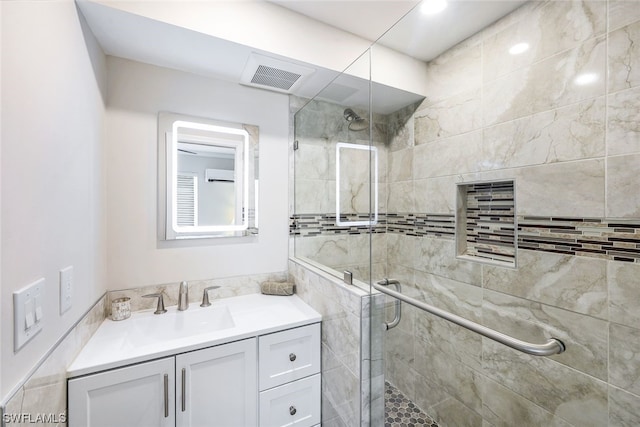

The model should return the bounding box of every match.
[181,368,186,412]
[289,353,297,362]
[289,406,297,416]
[163,374,169,418]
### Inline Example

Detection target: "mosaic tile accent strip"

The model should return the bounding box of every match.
[519,216,640,263]
[458,181,516,265]
[385,381,438,427]
[290,213,386,236]
[290,213,640,264]
[386,213,455,238]
[290,213,454,237]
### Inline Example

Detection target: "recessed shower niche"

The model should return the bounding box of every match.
[456,180,516,268]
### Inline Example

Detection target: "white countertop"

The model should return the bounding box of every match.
[68,293,321,377]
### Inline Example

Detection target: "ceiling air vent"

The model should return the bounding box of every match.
[241,53,315,94]
[251,65,301,91]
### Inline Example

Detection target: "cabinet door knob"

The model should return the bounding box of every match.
[289,353,296,362]
[289,406,297,416]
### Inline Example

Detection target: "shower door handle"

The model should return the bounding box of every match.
[377,278,402,330]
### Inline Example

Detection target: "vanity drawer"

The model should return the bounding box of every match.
[259,374,321,427]
[258,323,320,390]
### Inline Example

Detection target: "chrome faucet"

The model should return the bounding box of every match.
[142,293,167,315]
[178,281,189,311]
[200,286,220,307]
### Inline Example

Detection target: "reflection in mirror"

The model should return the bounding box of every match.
[336,142,378,226]
[159,113,258,240]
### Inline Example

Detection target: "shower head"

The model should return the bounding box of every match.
[343,108,361,121]
[343,108,369,132]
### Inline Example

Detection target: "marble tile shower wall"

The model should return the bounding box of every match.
[288,259,370,427]
[383,1,640,426]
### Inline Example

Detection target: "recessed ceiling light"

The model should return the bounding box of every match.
[508,42,530,55]
[574,72,599,86]
[421,0,448,16]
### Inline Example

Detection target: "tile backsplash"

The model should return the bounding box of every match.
[1,297,106,427]
[106,271,288,316]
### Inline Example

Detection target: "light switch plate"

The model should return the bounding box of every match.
[60,266,73,314]
[14,278,44,351]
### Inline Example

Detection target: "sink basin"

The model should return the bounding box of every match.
[124,305,235,348]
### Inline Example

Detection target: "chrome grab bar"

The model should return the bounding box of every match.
[378,278,401,330]
[373,279,566,357]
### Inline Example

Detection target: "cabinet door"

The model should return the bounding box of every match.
[176,338,257,427]
[68,357,175,427]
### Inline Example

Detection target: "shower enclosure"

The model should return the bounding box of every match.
[292,1,640,426]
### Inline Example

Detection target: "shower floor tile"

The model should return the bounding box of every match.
[385,381,438,427]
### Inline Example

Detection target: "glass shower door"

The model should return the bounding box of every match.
[291,50,377,427]
[292,51,375,286]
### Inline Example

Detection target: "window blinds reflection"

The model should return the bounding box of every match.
[176,174,198,227]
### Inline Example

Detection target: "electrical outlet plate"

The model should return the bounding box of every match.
[60,266,73,314]
[14,278,45,351]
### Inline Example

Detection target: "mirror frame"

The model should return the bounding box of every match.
[158,112,259,240]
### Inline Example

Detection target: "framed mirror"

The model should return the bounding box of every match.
[158,112,259,240]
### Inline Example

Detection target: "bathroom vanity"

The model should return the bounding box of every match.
[67,294,321,427]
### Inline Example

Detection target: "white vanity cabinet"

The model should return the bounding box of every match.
[68,339,256,427]
[68,357,176,427]
[67,294,322,427]
[258,323,321,427]
[176,338,257,427]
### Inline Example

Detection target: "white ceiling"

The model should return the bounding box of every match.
[78,0,528,114]
[76,1,341,100]
[271,0,527,61]
[77,0,426,113]
[270,0,421,43]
